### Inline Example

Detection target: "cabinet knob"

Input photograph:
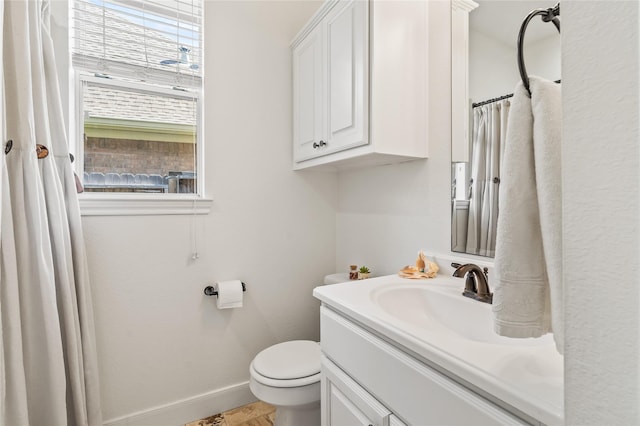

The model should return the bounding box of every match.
[313,140,327,149]
[313,142,320,148]
[319,140,327,147]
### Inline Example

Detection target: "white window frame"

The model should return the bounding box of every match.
[73,74,211,216]
[69,0,211,216]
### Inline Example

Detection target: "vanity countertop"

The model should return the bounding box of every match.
[313,274,564,425]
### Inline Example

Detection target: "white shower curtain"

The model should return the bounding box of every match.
[465,100,510,257]
[1,1,102,425]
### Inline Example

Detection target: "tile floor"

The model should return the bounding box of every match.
[185,401,275,426]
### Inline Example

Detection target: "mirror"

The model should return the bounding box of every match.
[451,0,561,257]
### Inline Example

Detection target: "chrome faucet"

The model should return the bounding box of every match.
[451,263,492,304]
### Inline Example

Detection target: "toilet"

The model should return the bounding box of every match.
[250,340,322,426]
[249,273,349,426]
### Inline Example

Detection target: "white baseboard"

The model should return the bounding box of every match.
[103,381,256,426]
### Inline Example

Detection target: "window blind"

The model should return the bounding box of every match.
[72,0,202,88]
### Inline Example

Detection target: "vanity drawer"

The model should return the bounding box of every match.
[320,306,530,426]
[322,354,393,426]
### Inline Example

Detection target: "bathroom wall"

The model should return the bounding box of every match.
[336,0,482,277]
[562,1,640,424]
[335,4,450,276]
[469,30,560,102]
[56,1,332,423]
[526,36,561,86]
[469,30,517,101]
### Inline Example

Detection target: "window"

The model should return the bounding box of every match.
[72,0,203,195]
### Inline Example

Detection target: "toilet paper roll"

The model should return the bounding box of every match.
[215,280,244,309]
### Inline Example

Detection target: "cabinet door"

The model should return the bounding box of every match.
[322,356,391,426]
[389,415,408,426]
[325,0,368,154]
[293,23,324,162]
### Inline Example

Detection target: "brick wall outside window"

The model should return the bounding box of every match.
[84,137,195,176]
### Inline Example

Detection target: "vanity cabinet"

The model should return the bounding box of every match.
[323,355,402,426]
[291,0,430,170]
[320,306,532,426]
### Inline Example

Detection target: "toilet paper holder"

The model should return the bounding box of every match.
[203,282,246,297]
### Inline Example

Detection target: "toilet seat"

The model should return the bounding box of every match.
[251,340,320,388]
[251,364,320,388]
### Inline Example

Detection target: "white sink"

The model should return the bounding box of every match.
[371,282,555,347]
[314,273,564,425]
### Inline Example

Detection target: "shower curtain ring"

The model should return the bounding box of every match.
[36,144,49,159]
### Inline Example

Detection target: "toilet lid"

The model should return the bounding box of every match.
[253,340,320,380]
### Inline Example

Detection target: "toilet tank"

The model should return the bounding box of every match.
[323,273,350,285]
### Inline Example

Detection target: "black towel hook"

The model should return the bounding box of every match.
[517,3,560,97]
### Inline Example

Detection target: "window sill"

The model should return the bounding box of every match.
[78,193,213,216]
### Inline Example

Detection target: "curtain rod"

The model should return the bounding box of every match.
[472,93,513,108]
[472,80,561,108]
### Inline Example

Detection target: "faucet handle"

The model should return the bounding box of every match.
[451,262,462,269]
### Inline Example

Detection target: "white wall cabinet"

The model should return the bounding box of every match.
[291,0,430,170]
[320,306,533,426]
[293,0,367,163]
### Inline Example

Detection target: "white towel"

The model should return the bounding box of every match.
[492,76,563,354]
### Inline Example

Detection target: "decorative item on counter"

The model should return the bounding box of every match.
[398,250,439,279]
[358,266,371,280]
[349,265,358,280]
